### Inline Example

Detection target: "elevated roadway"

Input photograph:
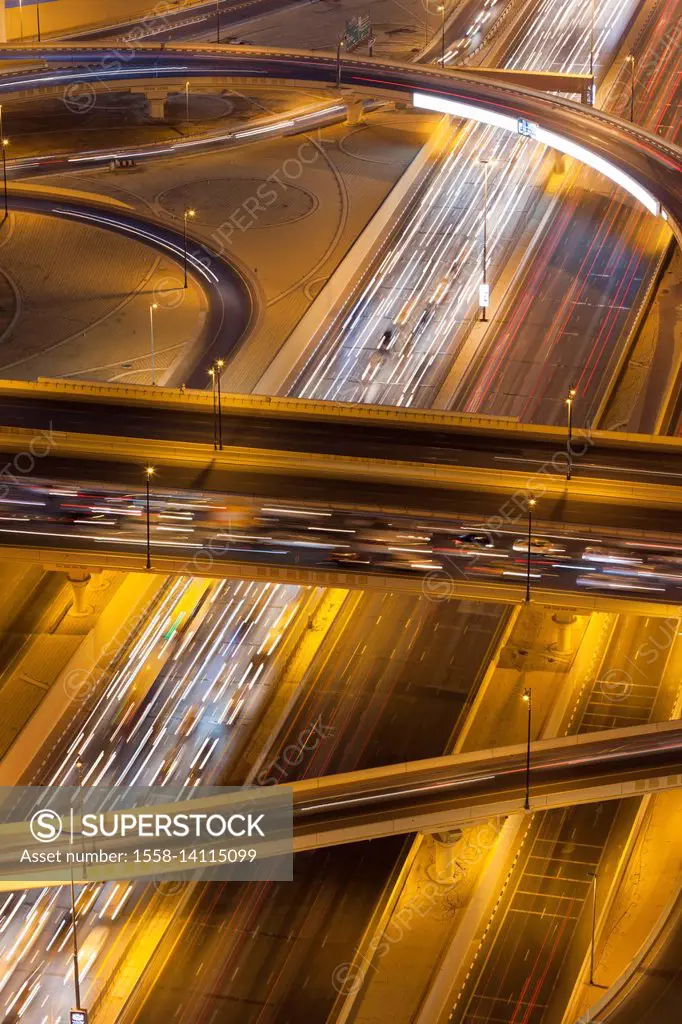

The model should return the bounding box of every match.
[4,381,682,608]
[4,377,682,484]
[293,718,682,849]
[3,720,682,888]
[2,447,682,611]
[0,44,679,243]
[2,97,362,176]
[460,66,593,101]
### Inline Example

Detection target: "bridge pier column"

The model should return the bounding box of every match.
[550,611,577,655]
[66,570,93,617]
[345,99,364,126]
[554,152,566,174]
[131,87,169,120]
[427,829,464,885]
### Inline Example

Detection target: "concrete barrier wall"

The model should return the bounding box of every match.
[294,771,682,852]
[255,114,456,395]
[3,0,192,40]
[6,376,682,455]
[0,572,165,785]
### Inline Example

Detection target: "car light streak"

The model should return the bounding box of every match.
[412,92,661,216]
[294,0,641,412]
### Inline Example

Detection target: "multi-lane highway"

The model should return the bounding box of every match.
[449,614,682,1024]
[0,21,677,430]
[6,469,682,604]
[0,579,508,1022]
[116,593,506,1023]
[459,0,682,426]
[0,27,677,439]
[293,0,645,413]
[0,8,675,1024]
[0,589,678,1023]
[0,569,307,1020]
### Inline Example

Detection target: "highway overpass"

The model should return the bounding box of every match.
[4,379,682,609]
[0,44,679,245]
[292,718,682,849]
[4,376,682,484]
[2,720,682,888]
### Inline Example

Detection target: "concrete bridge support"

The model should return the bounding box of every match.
[550,611,578,655]
[346,99,364,126]
[131,86,170,120]
[554,152,566,174]
[66,570,93,617]
[428,829,465,885]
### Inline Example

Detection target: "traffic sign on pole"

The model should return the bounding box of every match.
[344,14,371,51]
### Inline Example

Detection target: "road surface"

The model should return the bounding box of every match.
[120,594,506,1023]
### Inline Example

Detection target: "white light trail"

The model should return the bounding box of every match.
[295,0,641,409]
[412,92,660,215]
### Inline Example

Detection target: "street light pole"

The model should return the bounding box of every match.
[480,159,489,322]
[566,386,576,480]
[589,870,598,984]
[208,368,218,449]
[523,688,532,810]
[215,358,224,450]
[18,0,23,41]
[216,0,220,43]
[149,302,158,385]
[185,80,190,122]
[36,0,41,42]
[70,754,84,1013]
[0,106,8,222]
[438,4,446,67]
[1,139,7,223]
[145,467,154,569]
[182,207,195,289]
[627,54,635,121]
[589,0,595,98]
[69,870,82,1011]
[336,38,344,88]
[525,496,536,602]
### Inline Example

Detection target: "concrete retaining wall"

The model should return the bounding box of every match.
[0,572,165,784]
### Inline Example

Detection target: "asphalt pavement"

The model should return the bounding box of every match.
[1,4,675,1019]
[458,0,682,427]
[3,194,251,389]
[290,0,650,417]
[8,394,682,487]
[0,574,307,1020]
[122,594,506,1023]
[7,470,682,606]
[64,0,311,45]
[450,615,681,1024]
